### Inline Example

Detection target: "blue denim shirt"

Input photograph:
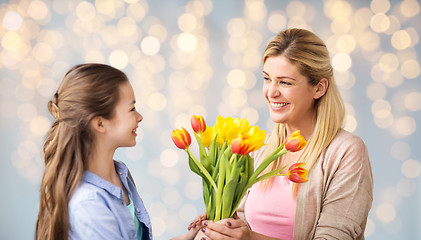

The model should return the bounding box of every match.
[68,160,152,240]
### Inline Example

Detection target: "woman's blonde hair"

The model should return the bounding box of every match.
[36,63,129,239]
[261,28,345,193]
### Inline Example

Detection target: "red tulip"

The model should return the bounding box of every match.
[191,115,206,133]
[287,163,308,183]
[285,130,307,152]
[171,127,191,150]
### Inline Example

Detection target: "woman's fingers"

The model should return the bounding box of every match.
[202,219,246,238]
[217,218,246,228]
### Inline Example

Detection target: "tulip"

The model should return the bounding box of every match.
[200,126,215,148]
[287,163,308,183]
[231,126,266,155]
[285,130,307,152]
[231,136,249,155]
[191,115,206,133]
[171,127,191,150]
[214,116,245,145]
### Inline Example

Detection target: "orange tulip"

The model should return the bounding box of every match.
[285,130,307,152]
[171,127,191,150]
[231,127,266,155]
[231,137,251,155]
[287,163,308,183]
[191,115,206,133]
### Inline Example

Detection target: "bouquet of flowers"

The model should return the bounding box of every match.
[171,115,308,222]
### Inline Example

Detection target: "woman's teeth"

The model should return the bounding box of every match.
[271,102,288,108]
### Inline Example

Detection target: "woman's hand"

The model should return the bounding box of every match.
[200,218,253,240]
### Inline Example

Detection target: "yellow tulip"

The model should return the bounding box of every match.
[200,126,215,148]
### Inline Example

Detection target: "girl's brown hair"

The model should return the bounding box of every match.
[261,28,345,193]
[36,63,128,239]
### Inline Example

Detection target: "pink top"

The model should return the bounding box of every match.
[244,176,296,240]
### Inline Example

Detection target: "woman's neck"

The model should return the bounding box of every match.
[285,120,315,141]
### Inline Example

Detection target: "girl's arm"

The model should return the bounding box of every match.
[171,224,202,240]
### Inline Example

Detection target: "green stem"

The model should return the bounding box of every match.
[240,146,289,198]
[186,148,217,191]
[214,154,226,221]
[254,166,287,184]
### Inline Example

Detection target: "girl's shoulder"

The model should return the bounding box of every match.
[68,171,119,210]
[69,179,107,208]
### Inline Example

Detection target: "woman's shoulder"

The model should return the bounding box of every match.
[329,129,367,152]
[321,129,370,169]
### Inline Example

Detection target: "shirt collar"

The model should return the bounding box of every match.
[82,160,128,200]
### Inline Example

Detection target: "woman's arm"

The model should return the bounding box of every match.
[305,133,374,239]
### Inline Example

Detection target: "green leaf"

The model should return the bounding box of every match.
[208,135,218,166]
[187,149,217,191]
[194,132,210,172]
[221,178,238,219]
[221,156,242,219]
[214,151,227,222]
[188,153,204,177]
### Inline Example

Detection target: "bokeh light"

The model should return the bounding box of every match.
[0,1,420,239]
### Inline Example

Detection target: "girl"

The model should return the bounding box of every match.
[35,63,152,239]
[195,28,373,239]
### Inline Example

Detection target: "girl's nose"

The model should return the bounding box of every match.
[137,112,143,123]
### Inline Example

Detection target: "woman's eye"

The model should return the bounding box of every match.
[263,77,270,82]
[280,81,292,86]
[130,107,136,111]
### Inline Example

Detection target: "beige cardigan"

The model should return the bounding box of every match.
[237,129,373,240]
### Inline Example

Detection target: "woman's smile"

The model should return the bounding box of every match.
[270,101,290,110]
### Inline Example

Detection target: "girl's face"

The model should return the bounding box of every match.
[106,81,143,148]
[262,55,321,131]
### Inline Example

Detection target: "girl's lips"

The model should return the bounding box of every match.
[132,127,138,135]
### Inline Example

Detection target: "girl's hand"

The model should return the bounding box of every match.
[171,215,206,240]
[201,218,253,240]
[188,212,207,231]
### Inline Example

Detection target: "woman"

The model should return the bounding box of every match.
[197,28,373,239]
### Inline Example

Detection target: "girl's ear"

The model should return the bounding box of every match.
[314,78,328,100]
[91,116,106,134]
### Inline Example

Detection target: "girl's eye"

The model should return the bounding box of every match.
[280,81,292,86]
[130,107,136,111]
[263,77,270,82]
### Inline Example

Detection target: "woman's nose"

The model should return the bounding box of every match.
[268,82,280,98]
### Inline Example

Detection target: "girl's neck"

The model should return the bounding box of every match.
[87,143,117,183]
[88,143,129,205]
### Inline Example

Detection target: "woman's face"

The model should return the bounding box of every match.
[262,55,321,129]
